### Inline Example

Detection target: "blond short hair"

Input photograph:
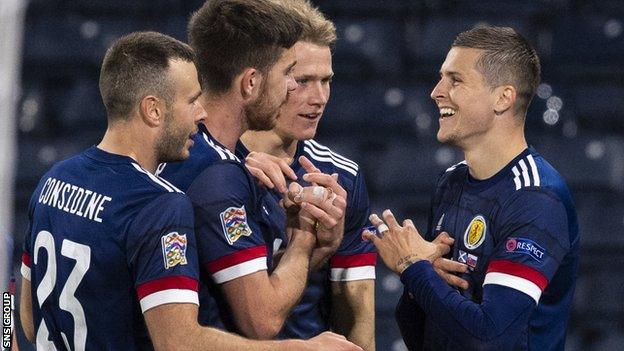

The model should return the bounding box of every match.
[276,0,337,47]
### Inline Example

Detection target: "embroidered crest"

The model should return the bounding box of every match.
[161,232,188,269]
[463,215,487,250]
[220,205,253,245]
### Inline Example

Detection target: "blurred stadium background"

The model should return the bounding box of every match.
[1,0,623,350]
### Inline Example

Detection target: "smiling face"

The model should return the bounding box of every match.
[156,59,206,162]
[273,41,332,141]
[245,47,298,131]
[430,47,498,148]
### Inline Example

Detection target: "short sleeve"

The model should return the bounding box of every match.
[329,171,376,282]
[483,188,570,303]
[186,162,268,284]
[126,193,200,313]
[21,177,47,282]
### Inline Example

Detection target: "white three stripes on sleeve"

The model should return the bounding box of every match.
[511,155,540,190]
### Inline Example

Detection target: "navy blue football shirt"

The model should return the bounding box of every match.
[21,146,199,350]
[238,139,377,339]
[396,147,579,350]
[158,123,284,332]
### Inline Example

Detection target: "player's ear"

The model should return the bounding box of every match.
[139,95,165,127]
[239,67,263,101]
[493,85,516,116]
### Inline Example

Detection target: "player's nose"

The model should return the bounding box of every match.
[430,79,447,101]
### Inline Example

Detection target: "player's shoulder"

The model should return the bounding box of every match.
[438,160,468,186]
[300,139,360,178]
[506,148,571,198]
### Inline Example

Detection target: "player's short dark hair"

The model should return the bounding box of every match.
[453,26,541,114]
[188,0,303,94]
[99,31,195,121]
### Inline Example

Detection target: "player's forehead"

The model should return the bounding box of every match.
[272,46,297,72]
[292,41,333,77]
[168,59,200,95]
[439,47,483,77]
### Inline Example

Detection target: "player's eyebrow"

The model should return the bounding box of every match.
[296,73,335,81]
[440,70,463,78]
[189,90,202,103]
[285,60,297,75]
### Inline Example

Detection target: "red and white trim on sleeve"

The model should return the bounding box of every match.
[205,245,268,284]
[21,252,31,281]
[483,260,548,304]
[329,253,377,282]
[136,276,199,313]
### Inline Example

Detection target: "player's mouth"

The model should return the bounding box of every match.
[298,112,321,120]
[439,107,457,119]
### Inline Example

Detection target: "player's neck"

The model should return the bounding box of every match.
[463,128,527,180]
[98,122,159,173]
[241,130,298,160]
[200,92,246,152]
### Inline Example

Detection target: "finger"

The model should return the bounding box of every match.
[246,166,275,189]
[301,201,343,228]
[368,213,384,227]
[433,258,468,274]
[361,230,378,242]
[303,173,347,198]
[436,242,452,256]
[382,209,401,230]
[299,155,321,174]
[287,182,304,203]
[277,158,298,181]
[434,267,470,289]
[434,231,455,246]
[369,214,389,234]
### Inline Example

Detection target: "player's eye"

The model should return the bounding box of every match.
[296,78,308,86]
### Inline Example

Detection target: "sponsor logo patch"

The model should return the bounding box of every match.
[463,215,487,250]
[161,232,188,269]
[505,237,545,262]
[220,205,253,245]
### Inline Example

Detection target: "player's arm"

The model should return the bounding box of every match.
[368,190,570,350]
[190,164,345,339]
[132,192,359,350]
[144,303,362,351]
[19,278,33,343]
[331,280,375,351]
[329,170,376,350]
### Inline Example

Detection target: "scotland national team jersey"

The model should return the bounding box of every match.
[408,147,579,350]
[238,139,377,339]
[21,146,200,350]
[157,123,284,331]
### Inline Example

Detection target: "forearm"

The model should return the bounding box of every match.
[145,304,299,351]
[401,261,535,350]
[331,280,375,351]
[19,279,34,343]
[226,229,314,338]
[309,245,336,271]
[267,229,315,315]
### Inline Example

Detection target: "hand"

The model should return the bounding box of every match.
[301,331,364,351]
[284,181,345,237]
[431,232,470,290]
[298,156,347,250]
[362,209,452,275]
[245,151,297,194]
